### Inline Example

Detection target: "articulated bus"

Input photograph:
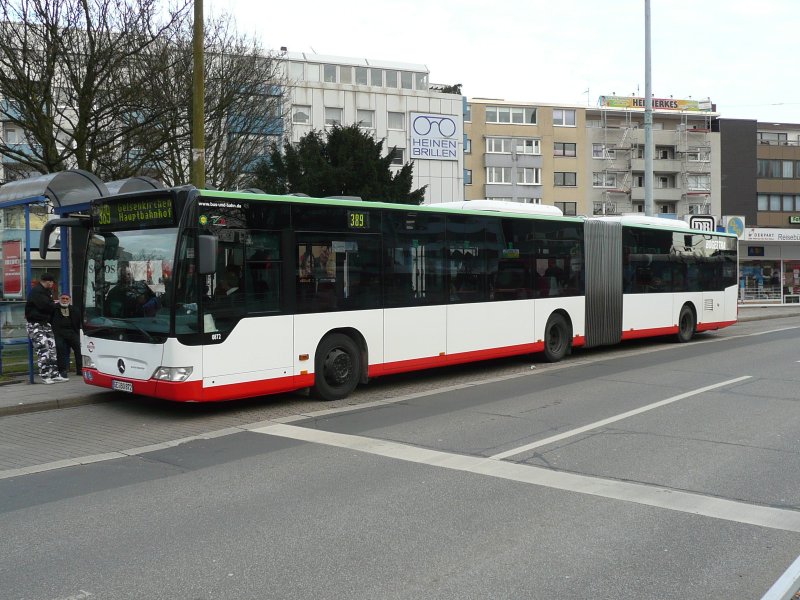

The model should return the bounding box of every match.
[42,187,738,402]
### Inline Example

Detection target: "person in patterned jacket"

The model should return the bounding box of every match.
[24,273,65,384]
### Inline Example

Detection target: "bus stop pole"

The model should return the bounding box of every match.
[25,203,34,383]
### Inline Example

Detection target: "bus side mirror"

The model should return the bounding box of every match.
[198,235,217,275]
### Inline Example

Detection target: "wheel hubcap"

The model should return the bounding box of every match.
[324,349,351,385]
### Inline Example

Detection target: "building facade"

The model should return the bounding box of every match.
[718,120,800,303]
[283,52,464,204]
[464,96,721,220]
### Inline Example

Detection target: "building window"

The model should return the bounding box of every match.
[388,112,404,130]
[592,143,615,159]
[758,193,800,211]
[385,69,398,88]
[292,105,311,125]
[355,67,368,85]
[657,175,676,189]
[687,150,710,162]
[464,103,472,122]
[486,138,512,153]
[324,107,342,127]
[659,203,677,214]
[465,169,472,185]
[306,63,320,82]
[687,174,710,191]
[519,197,541,204]
[357,109,374,129]
[400,71,413,89]
[554,172,577,186]
[757,159,782,178]
[415,72,428,90]
[553,109,576,127]
[323,64,337,83]
[465,138,471,153]
[657,146,675,159]
[555,202,577,216]
[485,105,536,124]
[370,69,383,86]
[592,172,616,188]
[554,142,576,157]
[518,167,541,185]
[288,62,304,80]
[389,148,405,166]
[339,66,352,84]
[758,131,788,145]
[486,167,512,184]
[516,138,540,155]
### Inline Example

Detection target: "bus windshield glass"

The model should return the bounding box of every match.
[83,228,178,342]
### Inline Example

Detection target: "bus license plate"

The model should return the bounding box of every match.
[112,380,133,393]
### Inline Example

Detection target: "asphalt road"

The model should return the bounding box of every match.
[1,317,800,599]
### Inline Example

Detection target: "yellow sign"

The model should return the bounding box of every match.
[598,95,711,112]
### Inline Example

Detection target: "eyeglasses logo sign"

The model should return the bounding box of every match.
[409,112,461,162]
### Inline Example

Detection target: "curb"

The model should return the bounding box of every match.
[0,391,115,417]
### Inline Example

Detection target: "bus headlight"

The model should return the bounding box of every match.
[82,355,95,369]
[152,366,193,382]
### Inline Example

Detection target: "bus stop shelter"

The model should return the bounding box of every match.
[0,171,163,381]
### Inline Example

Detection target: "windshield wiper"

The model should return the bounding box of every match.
[85,321,156,343]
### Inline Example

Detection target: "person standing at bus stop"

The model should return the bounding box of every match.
[24,273,64,384]
[52,292,82,380]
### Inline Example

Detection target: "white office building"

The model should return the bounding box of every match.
[283,52,464,204]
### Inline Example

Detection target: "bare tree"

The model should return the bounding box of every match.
[0,0,287,188]
[145,13,288,188]
[0,0,191,180]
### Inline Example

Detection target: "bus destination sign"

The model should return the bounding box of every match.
[93,198,176,229]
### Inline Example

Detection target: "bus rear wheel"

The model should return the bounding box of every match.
[677,304,696,343]
[314,333,361,401]
[543,313,571,362]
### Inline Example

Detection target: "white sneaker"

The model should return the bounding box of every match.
[52,375,68,383]
[41,378,56,385]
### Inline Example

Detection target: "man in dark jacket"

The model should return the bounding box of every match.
[52,292,82,380]
[24,273,64,384]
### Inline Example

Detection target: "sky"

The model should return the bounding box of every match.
[206,0,800,124]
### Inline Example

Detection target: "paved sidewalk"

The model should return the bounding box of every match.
[2,304,798,417]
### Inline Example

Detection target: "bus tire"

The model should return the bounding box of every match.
[677,304,696,343]
[314,333,361,401]
[543,313,571,362]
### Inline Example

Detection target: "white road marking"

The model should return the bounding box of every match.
[489,376,753,460]
[761,553,800,600]
[251,422,800,534]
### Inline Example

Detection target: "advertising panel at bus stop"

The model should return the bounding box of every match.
[2,239,23,298]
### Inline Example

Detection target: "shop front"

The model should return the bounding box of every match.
[739,228,800,304]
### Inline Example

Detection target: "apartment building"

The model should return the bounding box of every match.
[718,119,800,303]
[283,52,464,204]
[464,96,720,219]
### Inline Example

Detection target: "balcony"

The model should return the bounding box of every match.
[630,158,684,173]
[630,187,684,202]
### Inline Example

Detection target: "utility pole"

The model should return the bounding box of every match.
[644,0,654,216]
[191,0,205,188]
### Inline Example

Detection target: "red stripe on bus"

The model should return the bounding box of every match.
[84,369,314,403]
[696,320,736,332]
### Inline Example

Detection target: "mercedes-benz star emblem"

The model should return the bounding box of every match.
[117,359,126,374]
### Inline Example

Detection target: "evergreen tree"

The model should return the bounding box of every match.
[253,124,426,205]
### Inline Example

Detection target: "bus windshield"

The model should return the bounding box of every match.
[83,228,178,342]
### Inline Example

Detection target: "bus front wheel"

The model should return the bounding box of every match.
[677,305,696,343]
[314,333,361,401]
[543,313,571,362]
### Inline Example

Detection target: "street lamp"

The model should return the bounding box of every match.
[192,0,205,188]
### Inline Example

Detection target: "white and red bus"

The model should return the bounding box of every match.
[43,188,738,402]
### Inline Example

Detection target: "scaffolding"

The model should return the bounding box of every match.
[677,111,713,216]
[595,109,637,215]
